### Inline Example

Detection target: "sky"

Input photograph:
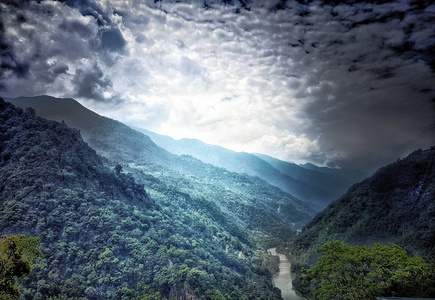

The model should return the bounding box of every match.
[0,0,434,172]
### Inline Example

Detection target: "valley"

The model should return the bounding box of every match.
[1,96,434,299]
[268,248,303,300]
[1,0,434,298]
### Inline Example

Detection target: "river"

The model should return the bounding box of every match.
[268,248,304,300]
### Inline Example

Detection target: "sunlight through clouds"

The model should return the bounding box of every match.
[1,0,434,171]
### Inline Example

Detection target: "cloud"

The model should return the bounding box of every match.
[0,0,434,172]
[292,0,435,170]
[100,26,126,52]
[73,63,112,100]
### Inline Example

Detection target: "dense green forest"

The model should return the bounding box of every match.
[301,241,435,299]
[0,98,286,299]
[3,96,434,299]
[279,147,435,298]
[0,234,43,299]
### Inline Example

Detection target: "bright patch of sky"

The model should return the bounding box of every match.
[1,0,434,171]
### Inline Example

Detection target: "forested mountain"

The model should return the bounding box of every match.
[133,128,365,211]
[132,128,366,212]
[255,153,365,210]
[7,95,364,212]
[283,146,435,270]
[0,98,288,299]
[7,95,314,231]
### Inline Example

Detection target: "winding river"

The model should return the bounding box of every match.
[268,248,304,300]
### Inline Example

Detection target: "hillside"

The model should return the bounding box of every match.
[136,128,365,211]
[7,95,314,234]
[0,98,287,299]
[284,146,435,269]
[5,95,171,165]
[7,95,364,212]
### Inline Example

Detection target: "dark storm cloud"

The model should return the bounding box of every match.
[0,0,118,99]
[100,26,127,52]
[57,0,112,26]
[73,64,112,100]
[0,10,29,84]
[292,0,435,171]
[59,0,127,53]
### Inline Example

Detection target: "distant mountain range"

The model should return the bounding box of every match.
[7,95,365,212]
[7,95,315,228]
[136,127,366,211]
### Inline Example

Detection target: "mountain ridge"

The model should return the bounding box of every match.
[6,95,365,212]
[6,95,315,234]
[136,128,341,211]
[0,97,288,299]
[136,125,366,211]
[7,95,319,217]
[285,146,435,266]
[277,146,435,298]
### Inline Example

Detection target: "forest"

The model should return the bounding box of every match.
[280,147,435,299]
[1,97,434,300]
[0,99,283,299]
[301,241,435,299]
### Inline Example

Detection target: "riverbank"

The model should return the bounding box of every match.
[268,248,304,300]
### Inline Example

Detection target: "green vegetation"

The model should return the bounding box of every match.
[301,241,435,300]
[0,99,286,299]
[5,96,433,299]
[277,147,435,298]
[289,147,435,261]
[0,234,43,299]
[8,95,315,233]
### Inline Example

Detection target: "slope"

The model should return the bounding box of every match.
[7,95,361,212]
[7,95,315,233]
[136,127,367,211]
[6,95,170,165]
[135,129,344,211]
[0,98,286,299]
[256,153,366,208]
[285,146,435,272]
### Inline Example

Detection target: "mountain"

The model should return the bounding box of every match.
[8,95,367,213]
[7,95,314,228]
[135,127,365,211]
[255,153,366,208]
[5,95,170,165]
[1,98,291,299]
[9,95,362,212]
[284,146,435,270]
[299,162,366,183]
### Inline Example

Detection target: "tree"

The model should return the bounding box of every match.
[0,234,43,300]
[115,164,123,175]
[301,241,435,300]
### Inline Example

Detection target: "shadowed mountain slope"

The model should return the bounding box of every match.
[286,146,435,270]
[7,95,314,235]
[136,129,347,211]
[137,128,365,211]
[6,95,170,164]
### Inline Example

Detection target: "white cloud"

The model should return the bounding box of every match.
[1,0,434,171]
